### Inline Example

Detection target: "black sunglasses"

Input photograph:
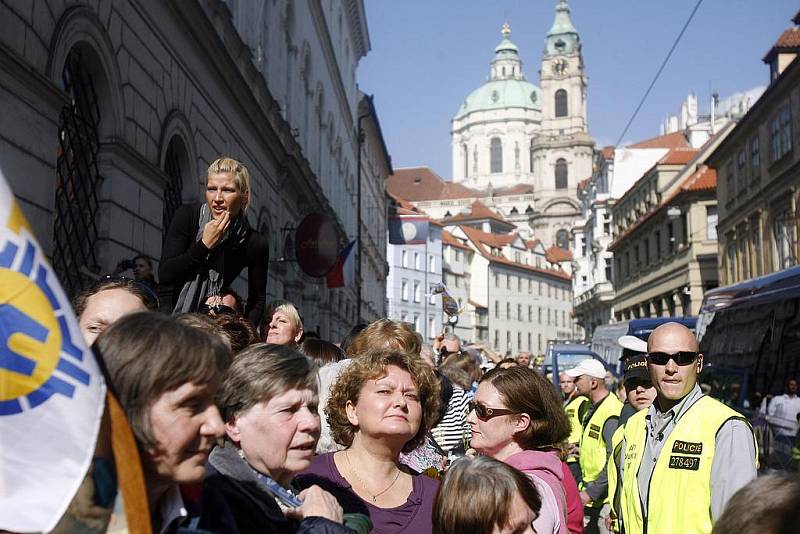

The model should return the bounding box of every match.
[199,303,238,316]
[468,401,518,421]
[647,351,699,366]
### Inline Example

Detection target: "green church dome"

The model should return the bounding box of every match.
[455,79,542,119]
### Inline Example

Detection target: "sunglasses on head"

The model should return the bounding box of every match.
[199,303,237,316]
[647,351,699,366]
[468,401,519,421]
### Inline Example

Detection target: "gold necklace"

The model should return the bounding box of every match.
[344,450,401,503]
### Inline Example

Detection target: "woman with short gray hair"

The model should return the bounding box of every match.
[200,343,351,533]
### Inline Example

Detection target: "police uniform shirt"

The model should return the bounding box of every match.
[620,384,757,520]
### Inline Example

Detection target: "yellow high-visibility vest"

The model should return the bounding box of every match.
[579,393,623,506]
[565,395,589,464]
[620,396,755,534]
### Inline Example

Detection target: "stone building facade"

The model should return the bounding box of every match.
[708,13,800,285]
[0,0,387,340]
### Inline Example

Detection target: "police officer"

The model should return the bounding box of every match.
[567,359,622,534]
[618,322,757,534]
[607,349,656,533]
[562,371,590,483]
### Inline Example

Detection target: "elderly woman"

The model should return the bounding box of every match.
[95,312,230,533]
[200,344,351,533]
[297,349,441,533]
[433,455,541,534]
[160,157,267,325]
[262,301,304,346]
[345,318,422,357]
[466,367,582,534]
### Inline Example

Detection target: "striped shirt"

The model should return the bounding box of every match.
[430,385,471,452]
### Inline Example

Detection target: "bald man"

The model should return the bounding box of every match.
[616,323,757,534]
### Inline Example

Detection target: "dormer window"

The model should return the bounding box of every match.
[555,39,566,51]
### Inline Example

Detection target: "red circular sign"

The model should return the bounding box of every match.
[295,214,339,277]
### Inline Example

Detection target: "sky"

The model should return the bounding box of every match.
[358,0,797,178]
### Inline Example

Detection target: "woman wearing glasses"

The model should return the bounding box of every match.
[160,157,267,325]
[466,367,583,534]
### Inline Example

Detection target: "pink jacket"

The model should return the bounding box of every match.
[506,450,583,534]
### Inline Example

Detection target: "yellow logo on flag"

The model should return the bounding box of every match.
[0,203,92,415]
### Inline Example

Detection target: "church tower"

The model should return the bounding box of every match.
[530,0,594,248]
[540,0,588,135]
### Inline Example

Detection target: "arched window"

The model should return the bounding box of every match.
[556,229,569,250]
[54,46,106,297]
[555,158,568,189]
[162,136,189,240]
[490,137,503,173]
[555,89,568,117]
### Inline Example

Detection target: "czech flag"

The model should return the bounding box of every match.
[327,240,357,288]
[0,169,106,531]
[388,215,429,245]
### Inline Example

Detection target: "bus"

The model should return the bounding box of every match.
[698,265,800,471]
[543,340,614,389]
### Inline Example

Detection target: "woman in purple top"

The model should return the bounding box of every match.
[296,349,441,534]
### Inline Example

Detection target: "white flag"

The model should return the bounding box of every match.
[0,170,106,531]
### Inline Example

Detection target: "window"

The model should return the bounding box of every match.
[400,311,407,323]
[414,252,421,270]
[456,249,463,262]
[414,314,420,332]
[556,229,569,249]
[773,209,797,269]
[634,245,640,269]
[494,330,499,349]
[490,137,503,173]
[555,89,568,117]
[429,283,436,305]
[580,236,586,257]
[605,258,612,282]
[506,331,511,350]
[737,149,747,191]
[547,309,551,325]
[562,310,566,326]
[517,332,522,351]
[506,302,511,319]
[644,239,650,265]
[706,206,718,240]
[726,243,736,283]
[507,275,511,290]
[770,105,793,162]
[401,279,409,301]
[495,300,499,318]
[528,333,532,351]
[528,305,532,321]
[494,273,499,288]
[528,279,533,294]
[750,136,760,180]
[538,307,542,324]
[753,221,763,276]
[555,159,568,189]
[603,213,611,235]
[517,304,522,321]
[654,231,662,261]
[668,222,676,253]
[429,255,435,272]
[428,316,436,338]
[518,277,523,292]
[725,162,735,202]
[413,281,421,302]
[401,250,408,268]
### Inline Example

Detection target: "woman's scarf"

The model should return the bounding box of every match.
[173,204,250,314]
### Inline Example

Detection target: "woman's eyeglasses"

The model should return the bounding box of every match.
[646,351,698,366]
[468,401,518,421]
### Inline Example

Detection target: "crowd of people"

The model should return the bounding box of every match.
[49,156,800,534]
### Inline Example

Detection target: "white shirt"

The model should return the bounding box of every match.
[767,393,800,436]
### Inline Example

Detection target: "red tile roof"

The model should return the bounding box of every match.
[602,146,615,160]
[546,246,573,263]
[492,184,535,196]
[764,27,800,62]
[442,200,508,224]
[658,148,700,166]
[608,165,717,251]
[525,238,541,250]
[442,230,473,251]
[386,167,479,202]
[628,131,690,149]
[458,226,570,281]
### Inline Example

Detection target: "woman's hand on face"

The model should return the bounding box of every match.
[201,210,231,249]
[286,485,344,524]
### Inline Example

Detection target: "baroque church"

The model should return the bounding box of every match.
[390,0,594,252]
